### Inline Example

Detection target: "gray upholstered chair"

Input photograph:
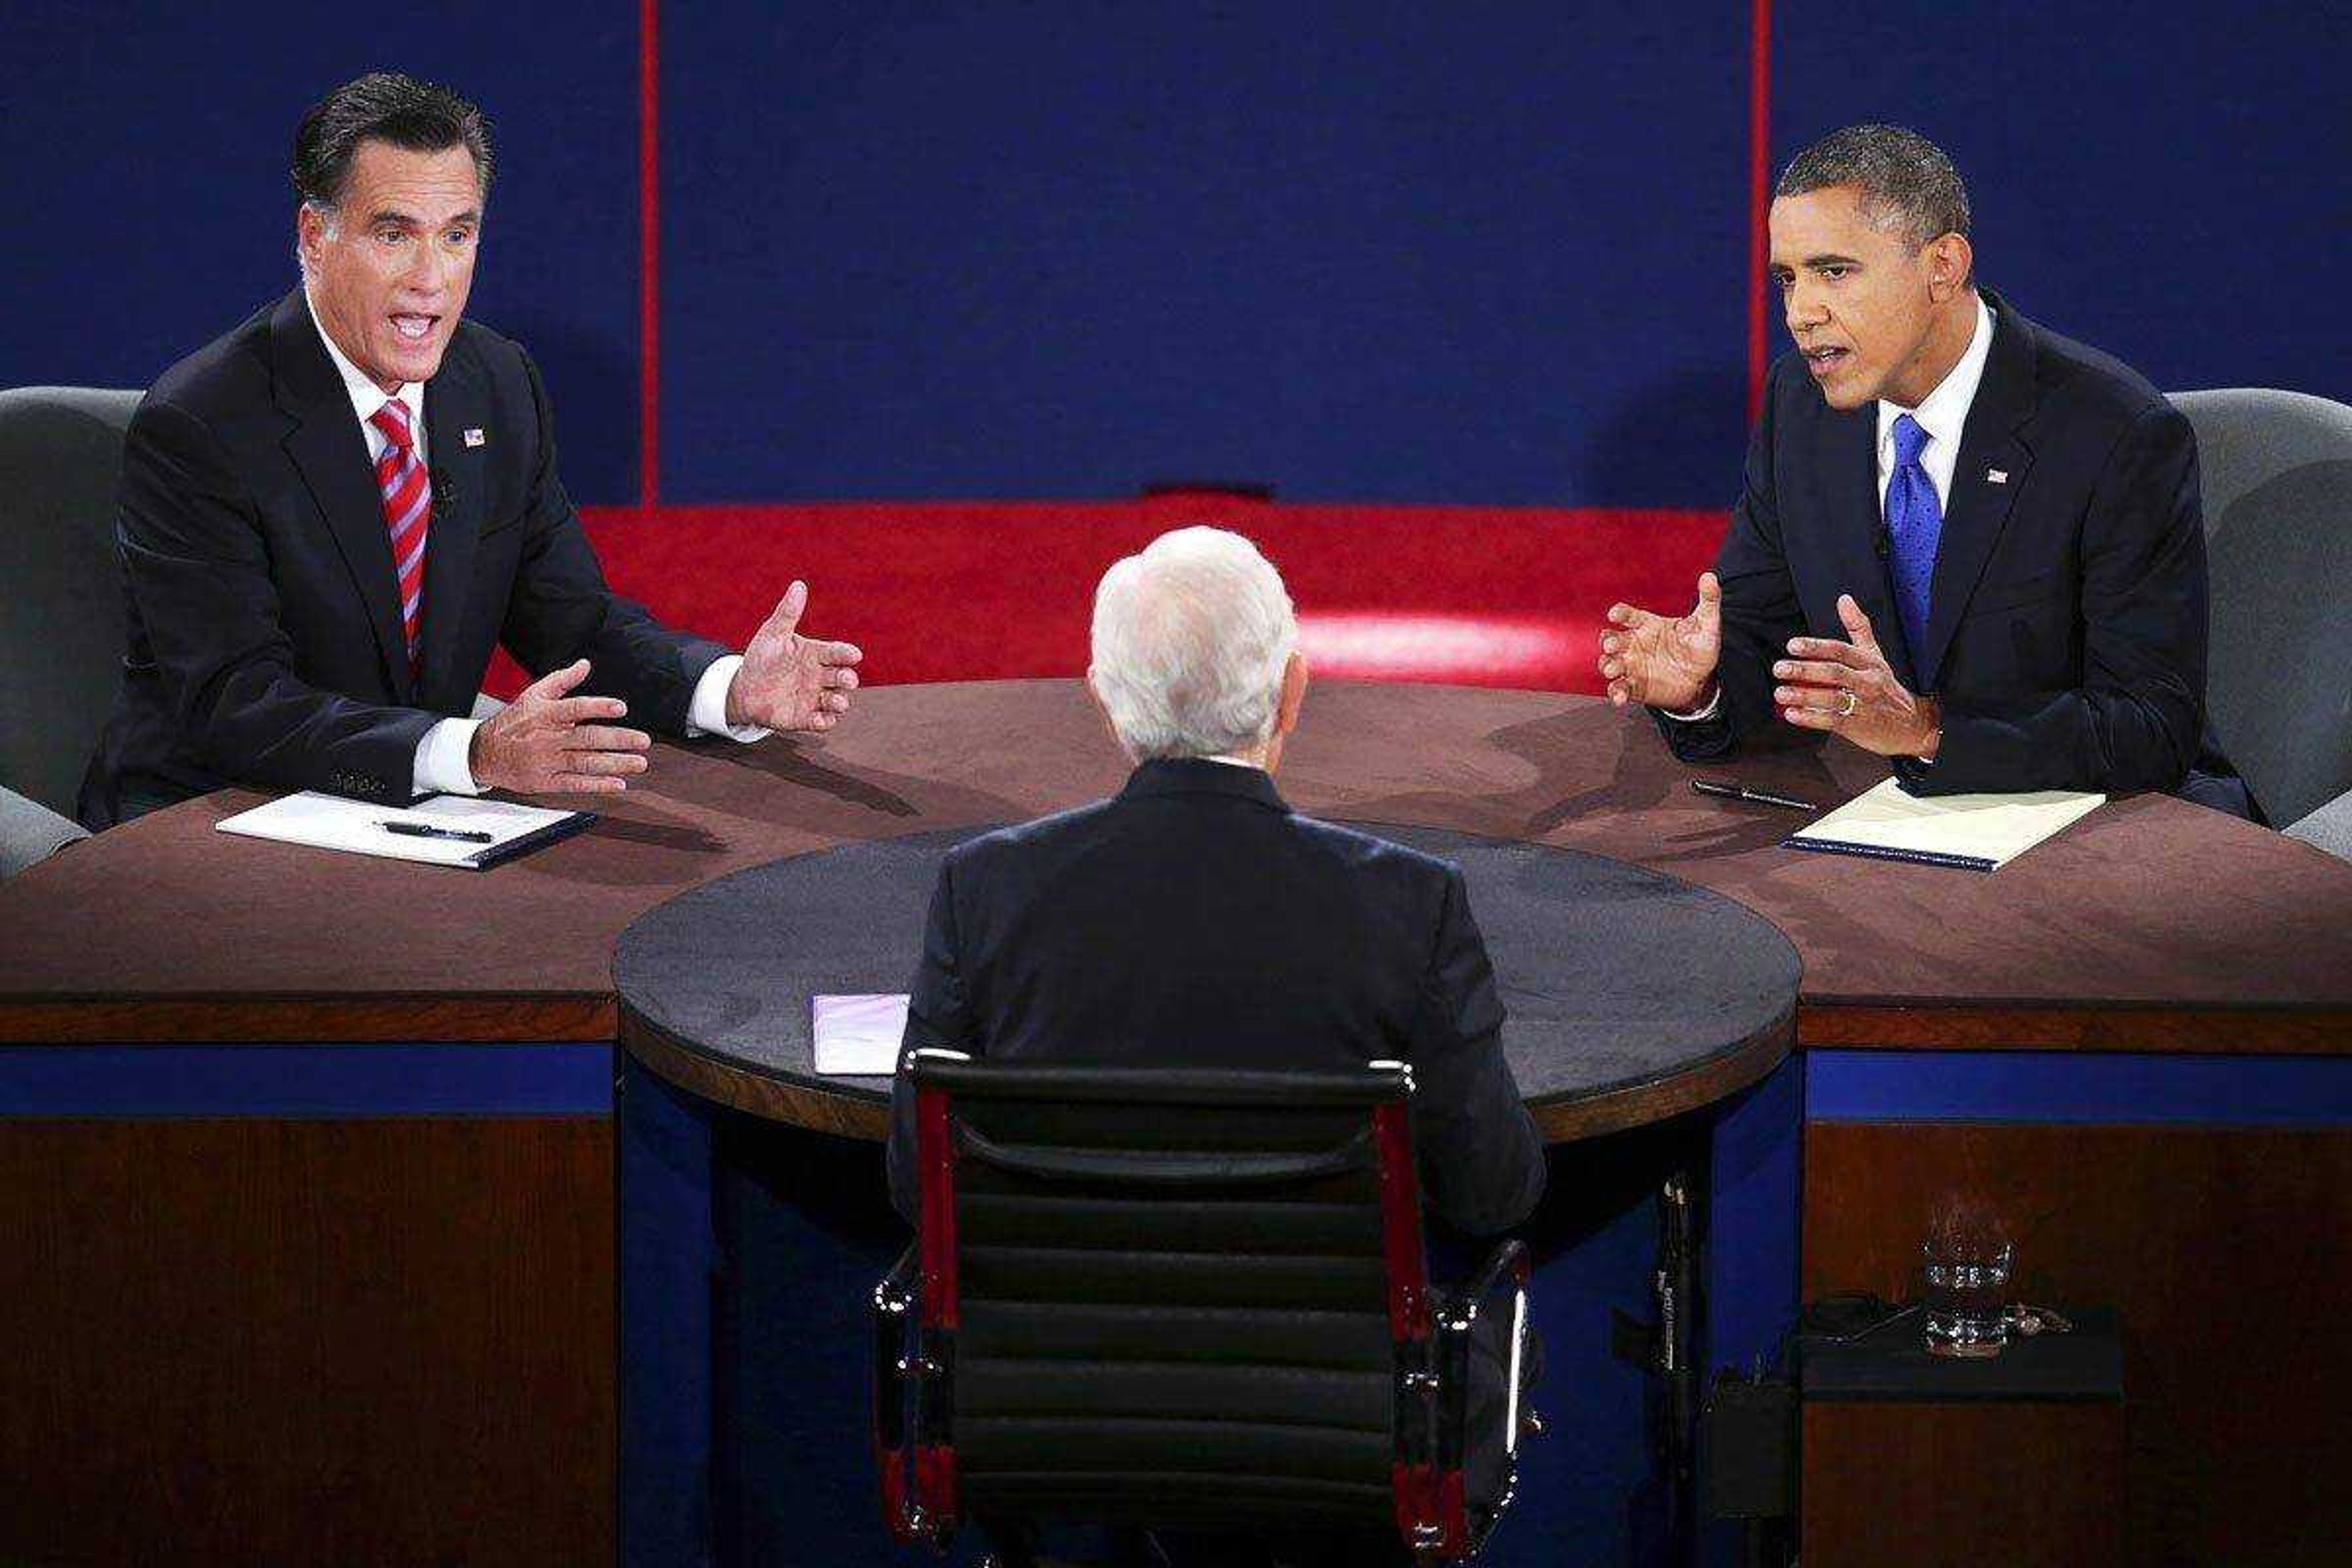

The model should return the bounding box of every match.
[2170,388,2352,861]
[0,385,141,875]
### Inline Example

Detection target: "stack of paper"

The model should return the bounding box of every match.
[1787,778,2105,872]
[215,791,595,870]
[813,993,911,1076]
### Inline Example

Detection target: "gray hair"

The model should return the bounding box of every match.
[1089,527,1298,761]
[1776,124,1970,250]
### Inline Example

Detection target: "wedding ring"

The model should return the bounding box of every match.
[1838,688,1859,718]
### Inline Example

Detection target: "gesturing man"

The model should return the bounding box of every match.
[80,73,861,828]
[1599,124,2248,814]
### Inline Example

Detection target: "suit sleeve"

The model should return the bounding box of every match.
[888,856,982,1224]
[115,396,436,801]
[493,349,733,736]
[1651,363,1806,761]
[1406,866,1546,1236]
[1910,404,2207,795]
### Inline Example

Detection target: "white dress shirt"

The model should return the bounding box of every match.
[302,290,760,797]
[1665,294,1996,725]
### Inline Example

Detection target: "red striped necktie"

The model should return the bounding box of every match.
[369,398,431,675]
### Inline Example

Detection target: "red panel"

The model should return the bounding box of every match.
[914,1086,959,1332]
[483,500,1726,698]
[1372,1102,1433,1343]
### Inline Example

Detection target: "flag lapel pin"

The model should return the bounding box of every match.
[463,428,487,448]
[1985,468,2008,484]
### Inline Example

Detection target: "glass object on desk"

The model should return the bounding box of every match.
[1921,1205,2013,1359]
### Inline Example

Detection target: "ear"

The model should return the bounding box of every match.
[296,203,328,270]
[1085,668,1131,760]
[1273,652,1310,738]
[1926,232,1973,303]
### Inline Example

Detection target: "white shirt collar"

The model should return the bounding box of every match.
[303,285,425,440]
[1202,753,1264,769]
[1877,293,1994,461]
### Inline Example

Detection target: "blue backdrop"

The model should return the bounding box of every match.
[4,2,2346,508]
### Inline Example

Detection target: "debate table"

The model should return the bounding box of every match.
[4,679,2349,1566]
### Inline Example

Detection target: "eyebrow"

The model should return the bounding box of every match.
[365,207,481,228]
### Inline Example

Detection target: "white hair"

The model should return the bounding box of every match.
[1089,527,1298,761]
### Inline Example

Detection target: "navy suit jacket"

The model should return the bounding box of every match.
[79,291,729,828]
[1658,290,2212,798]
[885,758,1548,1238]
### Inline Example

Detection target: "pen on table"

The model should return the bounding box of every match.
[378,820,495,844]
[1689,779,1817,813]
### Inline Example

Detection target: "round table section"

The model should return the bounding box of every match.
[615,822,1800,1143]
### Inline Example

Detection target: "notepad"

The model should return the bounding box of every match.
[214,791,595,870]
[1786,777,2105,872]
[813,993,910,1076]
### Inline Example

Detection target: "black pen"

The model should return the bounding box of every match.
[379,820,495,844]
[1690,779,1816,813]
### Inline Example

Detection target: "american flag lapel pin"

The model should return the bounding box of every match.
[1985,467,2008,484]
[463,428,487,448]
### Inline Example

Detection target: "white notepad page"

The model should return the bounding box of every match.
[813,993,911,1076]
[215,791,586,869]
[1788,777,2105,871]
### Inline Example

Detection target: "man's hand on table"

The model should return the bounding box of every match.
[470,659,652,793]
[1599,571,1723,714]
[1773,595,1941,759]
[725,580,864,734]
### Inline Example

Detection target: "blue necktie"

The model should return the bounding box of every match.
[1885,412,1942,668]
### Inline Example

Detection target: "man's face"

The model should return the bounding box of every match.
[1768,184,1945,411]
[298,140,481,393]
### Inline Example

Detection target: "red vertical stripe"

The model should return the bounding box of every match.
[1747,0,1773,424]
[638,0,662,510]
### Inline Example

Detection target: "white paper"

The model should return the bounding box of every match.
[1789,777,2105,870]
[813,993,911,1076]
[214,791,584,869]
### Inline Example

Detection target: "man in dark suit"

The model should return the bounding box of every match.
[1599,124,2249,815]
[886,527,1545,1565]
[79,74,861,829]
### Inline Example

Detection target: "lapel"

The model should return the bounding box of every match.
[1810,393,1920,687]
[271,291,411,702]
[418,342,489,710]
[1914,290,2040,690]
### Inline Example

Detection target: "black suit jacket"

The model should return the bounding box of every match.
[78,291,729,828]
[884,759,1548,1237]
[1658,290,2211,798]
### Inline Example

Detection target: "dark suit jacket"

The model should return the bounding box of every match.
[78,291,729,828]
[884,758,1548,1238]
[1657,290,2212,799]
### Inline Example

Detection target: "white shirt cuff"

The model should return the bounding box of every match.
[685,655,771,742]
[1659,686,1724,723]
[413,717,486,797]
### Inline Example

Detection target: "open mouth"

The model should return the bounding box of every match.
[1803,345,1850,375]
[390,313,439,342]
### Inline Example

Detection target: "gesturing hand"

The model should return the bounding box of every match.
[469,659,651,794]
[1599,571,1724,712]
[1774,595,1942,758]
[725,581,864,734]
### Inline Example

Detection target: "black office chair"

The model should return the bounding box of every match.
[0,385,139,872]
[873,1051,1536,1565]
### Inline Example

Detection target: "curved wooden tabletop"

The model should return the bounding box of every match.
[5,680,2350,1054]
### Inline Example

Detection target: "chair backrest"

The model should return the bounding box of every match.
[894,1052,1455,1547]
[2169,388,2352,829]
[0,386,141,818]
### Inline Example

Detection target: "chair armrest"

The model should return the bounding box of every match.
[0,785,87,880]
[2285,786,2352,864]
